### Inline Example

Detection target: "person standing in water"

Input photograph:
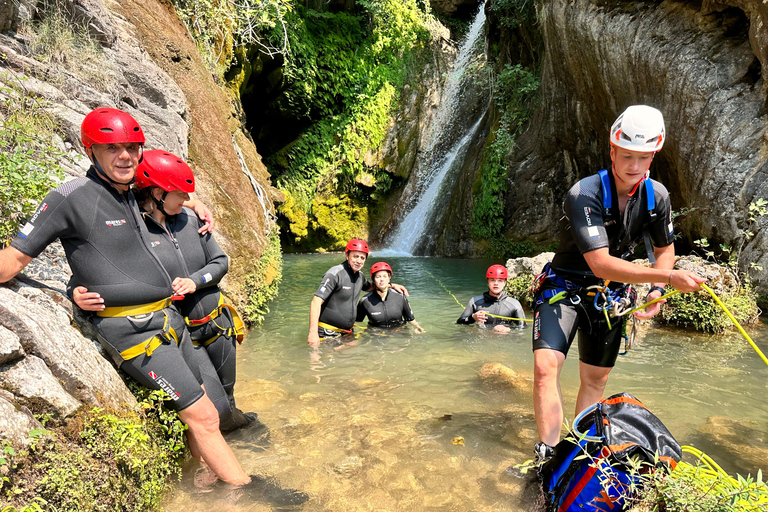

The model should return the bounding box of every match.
[74,149,254,433]
[530,105,705,462]
[356,261,425,333]
[457,264,526,333]
[307,239,409,346]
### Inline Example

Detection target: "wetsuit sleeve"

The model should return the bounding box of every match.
[457,298,477,324]
[10,186,80,258]
[314,271,340,302]
[188,229,229,290]
[647,181,675,248]
[563,179,610,255]
[402,296,415,322]
[356,297,367,322]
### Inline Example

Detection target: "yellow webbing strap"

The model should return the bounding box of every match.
[484,312,533,323]
[318,321,352,333]
[190,294,246,346]
[119,313,178,360]
[98,298,173,318]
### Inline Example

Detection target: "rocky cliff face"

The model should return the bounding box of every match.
[500,0,768,291]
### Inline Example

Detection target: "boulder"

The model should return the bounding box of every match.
[506,252,554,280]
[0,355,81,418]
[0,287,136,409]
[0,326,24,366]
[0,393,43,446]
[478,362,533,393]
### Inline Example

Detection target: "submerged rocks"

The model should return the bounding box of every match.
[478,362,533,394]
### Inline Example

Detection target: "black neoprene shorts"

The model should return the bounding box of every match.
[92,307,206,411]
[532,295,625,368]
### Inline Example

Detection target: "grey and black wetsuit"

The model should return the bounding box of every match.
[533,170,675,367]
[144,207,248,430]
[314,261,369,338]
[456,291,526,328]
[356,289,415,328]
[11,168,205,411]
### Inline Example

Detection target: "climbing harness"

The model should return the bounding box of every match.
[427,270,532,323]
[599,168,659,263]
[96,297,173,318]
[186,294,245,346]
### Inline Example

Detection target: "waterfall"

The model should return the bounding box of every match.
[381,5,487,256]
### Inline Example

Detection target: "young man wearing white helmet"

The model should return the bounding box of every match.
[530,105,706,461]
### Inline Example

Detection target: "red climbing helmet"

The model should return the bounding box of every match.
[135,150,195,192]
[370,262,393,277]
[81,107,145,148]
[486,264,508,279]
[345,238,369,254]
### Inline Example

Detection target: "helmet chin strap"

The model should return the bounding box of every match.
[153,190,170,217]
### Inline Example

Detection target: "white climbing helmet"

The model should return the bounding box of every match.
[610,105,665,152]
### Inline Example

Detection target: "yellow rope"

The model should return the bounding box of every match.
[620,283,767,368]
[700,283,768,368]
[426,271,532,322]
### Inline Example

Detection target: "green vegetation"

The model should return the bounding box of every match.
[505,274,534,307]
[0,77,66,245]
[471,64,539,249]
[243,229,283,324]
[661,280,759,333]
[1,387,186,512]
[172,0,292,76]
[173,0,437,250]
[269,1,435,249]
[487,0,537,29]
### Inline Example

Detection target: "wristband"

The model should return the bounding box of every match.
[647,286,666,298]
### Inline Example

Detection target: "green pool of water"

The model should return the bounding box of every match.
[166,254,768,511]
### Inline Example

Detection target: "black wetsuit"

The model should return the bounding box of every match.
[144,207,248,430]
[533,170,675,367]
[356,289,415,328]
[314,261,369,337]
[456,291,526,329]
[12,168,205,411]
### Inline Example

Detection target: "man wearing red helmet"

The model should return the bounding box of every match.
[456,264,526,333]
[0,109,254,487]
[307,238,409,346]
[530,106,705,462]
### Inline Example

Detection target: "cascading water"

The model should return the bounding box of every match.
[382,5,488,256]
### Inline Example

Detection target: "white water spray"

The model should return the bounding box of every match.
[384,6,487,256]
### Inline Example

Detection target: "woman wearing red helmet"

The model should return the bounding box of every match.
[356,262,425,333]
[456,264,526,333]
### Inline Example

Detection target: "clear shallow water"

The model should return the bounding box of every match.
[166,254,768,511]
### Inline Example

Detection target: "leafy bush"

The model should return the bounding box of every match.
[0,80,65,245]
[505,274,534,307]
[660,281,760,333]
[244,230,283,324]
[1,388,186,512]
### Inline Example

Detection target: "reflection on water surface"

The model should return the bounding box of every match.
[166,254,768,511]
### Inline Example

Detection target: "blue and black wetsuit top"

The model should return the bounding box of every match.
[314,261,369,330]
[142,207,228,320]
[356,289,415,328]
[11,168,173,306]
[456,291,526,328]
[550,170,675,287]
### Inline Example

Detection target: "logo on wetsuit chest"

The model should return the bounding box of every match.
[105,219,127,227]
[150,240,161,248]
[342,286,352,290]
[371,311,381,316]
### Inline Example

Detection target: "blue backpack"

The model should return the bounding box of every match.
[540,393,681,512]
